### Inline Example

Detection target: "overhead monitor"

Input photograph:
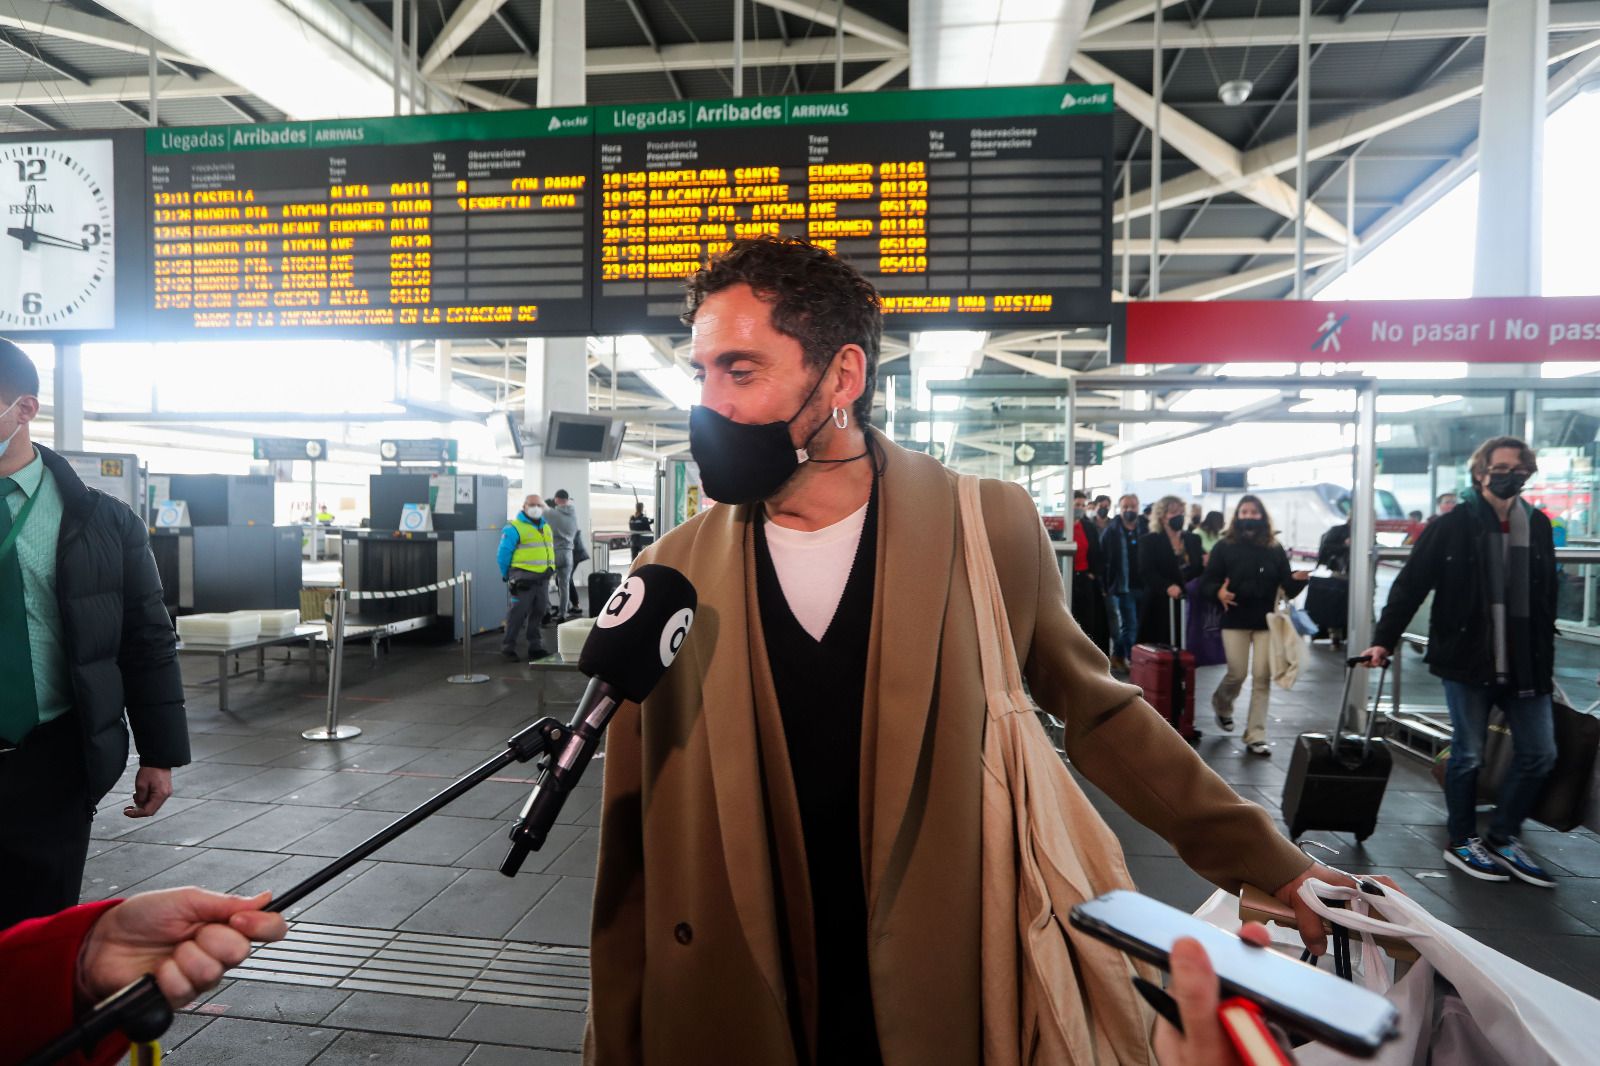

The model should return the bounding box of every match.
[545,412,624,461]
[1204,468,1249,492]
[490,412,525,458]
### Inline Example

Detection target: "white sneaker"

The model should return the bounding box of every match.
[1246,741,1270,757]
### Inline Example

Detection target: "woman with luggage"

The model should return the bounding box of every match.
[1135,495,1205,649]
[1200,496,1310,756]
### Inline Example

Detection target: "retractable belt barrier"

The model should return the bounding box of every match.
[305,571,488,743]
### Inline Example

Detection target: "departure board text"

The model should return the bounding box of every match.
[144,111,594,337]
[592,86,1113,333]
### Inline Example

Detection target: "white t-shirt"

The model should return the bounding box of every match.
[763,499,871,641]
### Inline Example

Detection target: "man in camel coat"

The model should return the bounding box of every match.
[585,238,1336,1065]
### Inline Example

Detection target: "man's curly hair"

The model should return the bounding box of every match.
[681,236,882,427]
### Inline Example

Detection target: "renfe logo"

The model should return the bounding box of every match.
[596,576,645,629]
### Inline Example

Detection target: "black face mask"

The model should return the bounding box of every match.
[1096,508,1109,520]
[1486,472,1529,500]
[1166,515,1184,532]
[1237,518,1265,536]
[1121,509,1138,524]
[688,366,833,505]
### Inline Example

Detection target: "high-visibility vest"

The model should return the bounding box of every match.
[509,515,555,572]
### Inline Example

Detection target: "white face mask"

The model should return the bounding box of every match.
[0,398,22,462]
[525,506,543,520]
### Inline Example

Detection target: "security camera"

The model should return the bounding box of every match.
[1218,79,1253,106]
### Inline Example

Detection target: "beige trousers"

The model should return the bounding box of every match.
[1214,628,1273,744]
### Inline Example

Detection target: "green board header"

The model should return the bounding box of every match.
[144,84,1113,154]
[147,107,595,154]
[597,84,1113,134]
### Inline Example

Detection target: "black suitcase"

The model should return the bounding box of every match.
[587,570,622,618]
[1304,575,1348,630]
[1282,657,1393,842]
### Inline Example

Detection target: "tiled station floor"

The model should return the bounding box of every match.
[72,624,1600,1064]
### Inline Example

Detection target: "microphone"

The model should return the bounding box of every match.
[500,563,697,875]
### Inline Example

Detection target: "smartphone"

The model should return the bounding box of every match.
[1069,890,1400,1058]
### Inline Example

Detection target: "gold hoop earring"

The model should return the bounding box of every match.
[832,407,848,429]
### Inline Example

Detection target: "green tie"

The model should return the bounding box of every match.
[0,476,39,744]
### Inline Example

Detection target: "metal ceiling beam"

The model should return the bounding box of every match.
[4,104,60,129]
[492,9,535,55]
[846,56,909,92]
[434,37,905,81]
[620,0,685,100]
[0,27,90,84]
[449,80,526,110]
[1071,51,1350,242]
[1078,3,1600,50]
[1156,253,1344,300]
[0,0,192,62]
[421,0,510,74]
[752,0,908,49]
[217,96,264,123]
[1081,0,1189,38]
[1123,31,1600,224]
[981,351,1080,378]
[96,0,454,120]
[1308,38,1600,297]
[0,72,244,108]
[908,0,1095,87]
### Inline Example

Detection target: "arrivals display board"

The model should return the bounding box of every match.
[0,85,1113,341]
[592,85,1114,334]
[144,109,594,337]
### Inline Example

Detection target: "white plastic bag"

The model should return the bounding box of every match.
[1294,879,1600,1066]
[1266,601,1301,690]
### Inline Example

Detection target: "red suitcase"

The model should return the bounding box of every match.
[1131,601,1199,744]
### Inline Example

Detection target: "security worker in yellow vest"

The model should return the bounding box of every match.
[498,493,555,661]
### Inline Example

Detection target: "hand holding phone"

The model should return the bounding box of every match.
[1070,890,1399,1058]
[1149,925,1289,1066]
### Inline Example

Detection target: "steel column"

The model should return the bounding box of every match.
[1294,0,1310,297]
[1150,0,1163,298]
[1346,380,1379,726]
[52,344,83,452]
[734,0,744,96]
[1473,0,1548,297]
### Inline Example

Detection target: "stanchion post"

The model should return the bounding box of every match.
[305,589,361,740]
[448,571,490,684]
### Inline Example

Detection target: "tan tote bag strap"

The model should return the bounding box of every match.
[957,475,1027,713]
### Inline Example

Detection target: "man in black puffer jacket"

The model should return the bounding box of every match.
[0,340,188,928]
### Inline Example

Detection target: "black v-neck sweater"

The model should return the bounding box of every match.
[753,484,882,1065]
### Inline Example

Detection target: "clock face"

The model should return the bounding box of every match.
[0,138,116,331]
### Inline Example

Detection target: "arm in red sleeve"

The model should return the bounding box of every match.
[4,900,131,1066]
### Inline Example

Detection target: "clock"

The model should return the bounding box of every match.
[0,138,116,331]
[1015,442,1037,465]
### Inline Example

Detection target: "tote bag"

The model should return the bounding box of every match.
[958,476,1155,1066]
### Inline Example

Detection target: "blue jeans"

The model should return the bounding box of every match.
[1441,680,1558,845]
[1109,591,1140,660]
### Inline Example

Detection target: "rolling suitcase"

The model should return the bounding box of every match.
[1282,656,1393,841]
[1131,600,1199,744]
[587,570,622,618]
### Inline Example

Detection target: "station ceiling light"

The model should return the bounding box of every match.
[1218,79,1254,106]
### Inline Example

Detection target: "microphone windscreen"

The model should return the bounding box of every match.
[579,564,698,703]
